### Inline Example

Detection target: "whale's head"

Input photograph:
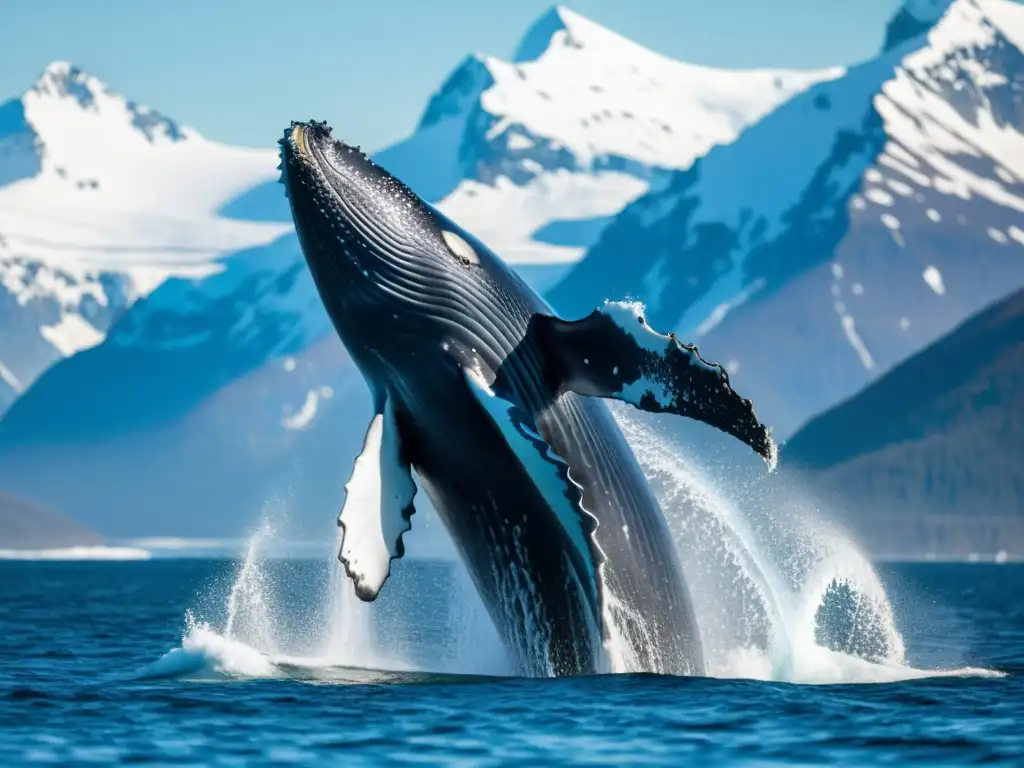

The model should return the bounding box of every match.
[279,120,497,334]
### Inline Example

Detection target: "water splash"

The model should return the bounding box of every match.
[142,411,1002,685]
[315,544,391,670]
[441,562,513,676]
[600,585,656,674]
[612,411,993,684]
[223,520,278,653]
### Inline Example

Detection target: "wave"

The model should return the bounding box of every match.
[136,612,499,685]
[137,616,1003,686]
[0,545,151,560]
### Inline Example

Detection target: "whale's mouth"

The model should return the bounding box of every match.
[279,120,468,281]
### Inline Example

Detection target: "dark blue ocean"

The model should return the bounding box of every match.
[1,556,1022,766]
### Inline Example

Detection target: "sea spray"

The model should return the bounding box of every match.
[147,410,1001,684]
[442,561,512,676]
[317,536,385,669]
[224,520,278,654]
[612,409,913,683]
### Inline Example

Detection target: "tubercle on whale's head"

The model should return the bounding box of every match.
[278,120,483,288]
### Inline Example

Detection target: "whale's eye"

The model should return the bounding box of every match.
[441,230,479,266]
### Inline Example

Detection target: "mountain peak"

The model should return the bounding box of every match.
[20,60,190,148]
[883,0,955,51]
[30,60,104,109]
[512,5,641,63]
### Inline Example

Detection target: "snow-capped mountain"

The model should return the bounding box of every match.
[0,61,291,411]
[376,6,838,265]
[0,6,834,539]
[551,0,1024,437]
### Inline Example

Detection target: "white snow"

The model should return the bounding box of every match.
[663,36,918,335]
[377,8,838,278]
[337,398,417,600]
[695,278,765,336]
[0,61,292,388]
[886,178,915,196]
[476,7,841,173]
[39,312,105,356]
[881,213,904,244]
[983,227,1007,244]
[923,265,946,295]
[440,171,648,264]
[866,188,895,206]
[1008,225,1024,245]
[995,166,1017,184]
[900,316,911,330]
[0,359,23,393]
[874,1,1024,222]
[927,208,942,221]
[840,314,876,371]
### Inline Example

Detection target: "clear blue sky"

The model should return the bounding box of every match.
[2,0,904,152]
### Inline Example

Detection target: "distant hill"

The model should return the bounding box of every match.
[0,492,101,549]
[785,287,1024,558]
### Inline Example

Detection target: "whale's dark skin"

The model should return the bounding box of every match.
[279,120,775,677]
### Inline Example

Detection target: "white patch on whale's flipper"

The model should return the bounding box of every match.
[338,397,416,601]
[462,368,601,610]
[522,301,777,470]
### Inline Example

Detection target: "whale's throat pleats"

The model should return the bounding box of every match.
[461,367,605,629]
[337,396,417,601]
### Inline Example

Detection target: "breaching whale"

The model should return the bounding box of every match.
[279,120,776,677]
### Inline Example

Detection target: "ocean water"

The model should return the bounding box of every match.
[0,557,1021,766]
[2,419,1022,766]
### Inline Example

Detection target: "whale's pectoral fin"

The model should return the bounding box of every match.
[531,301,777,469]
[338,397,417,601]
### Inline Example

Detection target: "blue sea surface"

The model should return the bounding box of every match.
[1,559,1021,766]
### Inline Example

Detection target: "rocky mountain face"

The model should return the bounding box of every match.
[785,286,1024,558]
[0,62,290,413]
[551,0,1024,439]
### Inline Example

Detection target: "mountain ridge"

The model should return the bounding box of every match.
[550,0,1024,437]
[0,61,291,412]
[784,285,1024,557]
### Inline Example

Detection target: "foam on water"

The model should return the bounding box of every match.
[138,612,281,680]
[142,412,1003,685]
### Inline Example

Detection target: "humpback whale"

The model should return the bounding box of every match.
[279,120,775,677]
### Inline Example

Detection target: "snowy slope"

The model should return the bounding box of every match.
[0,7,835,539]
[0,62,291,411]
[378,6,839,266]
[551,0,1024,437]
